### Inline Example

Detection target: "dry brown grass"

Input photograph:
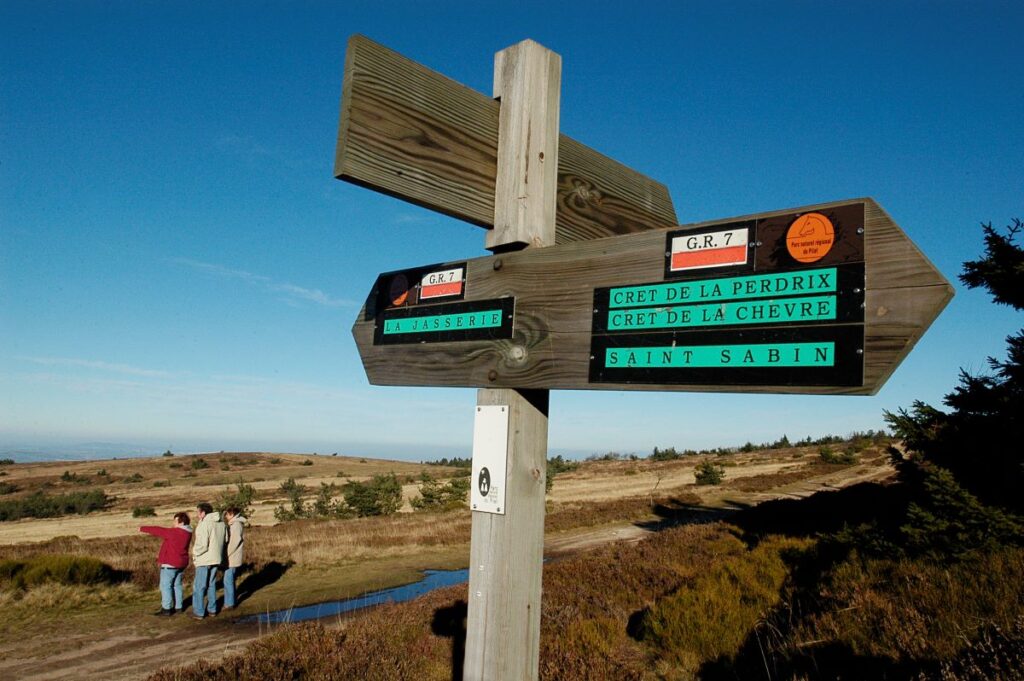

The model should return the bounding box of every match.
[723,461,854,492]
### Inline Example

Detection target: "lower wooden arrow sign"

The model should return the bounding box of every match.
[352,198,953,395]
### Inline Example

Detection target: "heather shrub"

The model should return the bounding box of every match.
[0,555,119,590]
[637,534,805,670]
[0,489,111,521]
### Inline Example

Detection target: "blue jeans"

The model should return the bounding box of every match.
[193,565,218,616]
[159,567,184,610]
[223,566,238,608]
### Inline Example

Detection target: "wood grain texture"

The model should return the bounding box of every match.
[334,35,677,244]
[353,198,953,395]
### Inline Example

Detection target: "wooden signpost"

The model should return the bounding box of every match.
[333,35,953,681]
[352,197,952,396]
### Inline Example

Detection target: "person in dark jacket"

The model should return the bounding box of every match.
[140,512,193,615]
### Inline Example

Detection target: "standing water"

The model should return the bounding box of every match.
[243,568,469,625]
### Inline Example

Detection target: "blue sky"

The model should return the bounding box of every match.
[2,1,1021,461]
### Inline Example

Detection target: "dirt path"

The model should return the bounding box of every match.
[0,619,261,681]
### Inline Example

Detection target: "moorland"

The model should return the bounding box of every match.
[0,435,918,680]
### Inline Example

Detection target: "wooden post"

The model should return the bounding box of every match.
[485,40,561,252]
[463,40,561,681]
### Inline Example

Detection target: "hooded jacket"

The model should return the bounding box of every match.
[140,524,192,569]
[226,515,247,568]
[192,511,227,567]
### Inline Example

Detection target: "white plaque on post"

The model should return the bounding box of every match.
[470,404,509,514]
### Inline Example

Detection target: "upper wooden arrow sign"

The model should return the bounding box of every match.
[335,35,678,245]
[352,198,954,395]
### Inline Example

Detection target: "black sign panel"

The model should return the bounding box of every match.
[589,325,864,387]
[374,297,515,346]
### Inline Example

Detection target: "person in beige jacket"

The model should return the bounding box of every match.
[223,507,247,610]
[191,502,226,619]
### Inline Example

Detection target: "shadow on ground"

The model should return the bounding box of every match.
[235,560,293,605]
[432,600,468,681]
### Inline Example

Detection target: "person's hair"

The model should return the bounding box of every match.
[174,512,190,526]
[196,502,213,514]
[225,506,240,517]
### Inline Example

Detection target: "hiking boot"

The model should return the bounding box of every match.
[153,608,173,616]
[191,613,205,621]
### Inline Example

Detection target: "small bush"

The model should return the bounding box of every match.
[301,460,314,467]
[162,450,174,457]
[190,458,210,470]
[819,445,858,465]
[152,480,170,488]
[216,479,256,519]
[132,505,156,518]
[343,473,402,517]
[60,471,90,484]
[168,462,183,469]
[0,458,15,465]
[0,481,17,495]
[0,555,119,590]
[411,474,470,512]
[124,472,145,483]
[694,460,725,485]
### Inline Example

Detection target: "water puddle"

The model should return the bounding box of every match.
[243,568,469,625]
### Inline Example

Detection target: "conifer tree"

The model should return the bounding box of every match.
[886,219,1024,511]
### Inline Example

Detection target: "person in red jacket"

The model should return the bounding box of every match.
[140,512,193,616]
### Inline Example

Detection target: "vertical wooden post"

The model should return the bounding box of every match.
[463,40,561,681]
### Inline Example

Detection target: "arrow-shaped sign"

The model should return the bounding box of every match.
[352,198,953,396]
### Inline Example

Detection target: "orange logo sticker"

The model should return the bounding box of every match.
[786,213,835,263]
[389,274,410,306]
